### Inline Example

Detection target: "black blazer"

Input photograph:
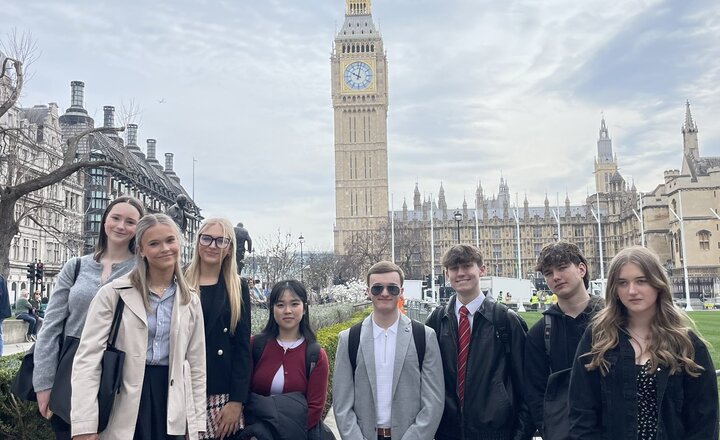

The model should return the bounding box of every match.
[203,275,252,403]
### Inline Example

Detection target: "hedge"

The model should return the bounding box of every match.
[315,306,372,418]
[0,306,371,436]
[0,353,54,439]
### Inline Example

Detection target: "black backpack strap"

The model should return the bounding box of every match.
[348,321,363,380]
[305,341,321,378]
[252,333,268,368]
[543,314,552,357]
[73,257,81,284]
[493,301,511,355]
[107,298,125,348]
[410,320,426,372]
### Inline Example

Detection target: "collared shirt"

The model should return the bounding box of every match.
[146,282,177,366]
[454,291,485,329]
[372,312,399,428]
[270,336,305,395]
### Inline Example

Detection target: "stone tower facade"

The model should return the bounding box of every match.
[331,0,390,255]
[594,116,618,194]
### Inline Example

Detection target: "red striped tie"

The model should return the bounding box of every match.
[457,305,471,407]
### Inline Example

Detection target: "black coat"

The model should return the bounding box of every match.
[426,295,534,440]
[203,275,252,402]
[523,296,603,431]
[0,275,10,320]
[569,327,719,440]
[241,392,308,440]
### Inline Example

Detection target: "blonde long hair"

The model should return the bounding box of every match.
[184,217,242,333]
[128,214,193,309]
[584,246,705,376]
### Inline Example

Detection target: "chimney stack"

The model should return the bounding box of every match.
[164,153,174,172]
[103,106,115,128]
[127,124,138,146]
[70,81,85,108]
[146,139,157,159]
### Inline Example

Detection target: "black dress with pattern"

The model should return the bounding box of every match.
[636,361,658,440]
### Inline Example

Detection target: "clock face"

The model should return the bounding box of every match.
[344,61,373,90]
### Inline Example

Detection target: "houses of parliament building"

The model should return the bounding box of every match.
[332,0,720,299]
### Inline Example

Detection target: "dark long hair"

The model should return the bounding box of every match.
[93,196,145,261]
[261,279,316,343]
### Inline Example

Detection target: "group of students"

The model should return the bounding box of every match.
[25,194,719,440]
[333,242,718,440]
[31,196,329,440]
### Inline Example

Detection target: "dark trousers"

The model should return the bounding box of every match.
[135,365,185,440]
[16,312,36,334]
[50,414,71,440]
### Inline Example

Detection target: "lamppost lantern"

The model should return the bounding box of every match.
[453,210,463,243]
[298,233,305,283]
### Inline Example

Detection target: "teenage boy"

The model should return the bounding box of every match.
[334,261,444,440]
[524,241,604,440]
[426,244,533,440]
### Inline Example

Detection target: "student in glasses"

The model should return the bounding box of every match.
[185,218,252,440]
[333,261,444,440]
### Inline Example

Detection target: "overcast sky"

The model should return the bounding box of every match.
[3,0,719,251]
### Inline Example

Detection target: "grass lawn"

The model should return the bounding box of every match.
[519,310,720,385]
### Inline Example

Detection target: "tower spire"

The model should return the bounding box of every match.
[682,100,698,134]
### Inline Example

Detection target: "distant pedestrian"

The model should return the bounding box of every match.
[15,291,37,342]
[0,274,11,356]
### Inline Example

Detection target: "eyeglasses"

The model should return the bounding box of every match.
[198,234,231,249]
[370,284,401,296]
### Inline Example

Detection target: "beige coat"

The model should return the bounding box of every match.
[71,276,207,439]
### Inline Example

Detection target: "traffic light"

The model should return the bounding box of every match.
[421,274,429,290]
[437,274,445,286]
[35,261,44,282]
[26,263,36,280]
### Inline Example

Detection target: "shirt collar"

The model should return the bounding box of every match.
[371,312,400,339]
[455,291,485,316]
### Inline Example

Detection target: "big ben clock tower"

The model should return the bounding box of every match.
[332,0,389,255]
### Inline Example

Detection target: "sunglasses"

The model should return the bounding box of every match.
[370,284,401,296]
[198,234,231,249]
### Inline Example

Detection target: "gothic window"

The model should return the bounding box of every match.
[574,225,583,237]
[533,227,542,238]
[533,243,542,255]
[493,244,501,259]
[12,238,19,260]
[698,230,711,250]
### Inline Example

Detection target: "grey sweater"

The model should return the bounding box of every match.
[32,254,135,392]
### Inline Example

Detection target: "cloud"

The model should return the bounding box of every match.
[2,0,719,251]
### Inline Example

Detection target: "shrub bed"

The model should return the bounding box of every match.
[0,353,54,439]
[315,306,372,417]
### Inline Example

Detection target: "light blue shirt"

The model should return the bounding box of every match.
[146,282,176,366]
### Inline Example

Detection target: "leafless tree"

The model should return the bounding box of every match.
[336,223,392,282]
[393,220,429,280]
[0,32,127,277]
[302,251,337,293]
[254,229,298,286]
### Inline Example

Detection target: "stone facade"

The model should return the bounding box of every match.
[1,80,85,303]
[331,0,390,255]
[390,104,720,300]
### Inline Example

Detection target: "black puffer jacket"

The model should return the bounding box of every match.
[426,295,534,440]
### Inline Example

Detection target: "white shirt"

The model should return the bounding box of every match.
[372,312,400,428]
[455,291,486,329]
[270,336,305,395]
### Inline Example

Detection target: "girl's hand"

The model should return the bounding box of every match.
[36,389,52,419]
[217,401,244,439]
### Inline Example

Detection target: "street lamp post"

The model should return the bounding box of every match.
[298,233,305,284]
[669,193,692,311]
[454,210,463,244]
